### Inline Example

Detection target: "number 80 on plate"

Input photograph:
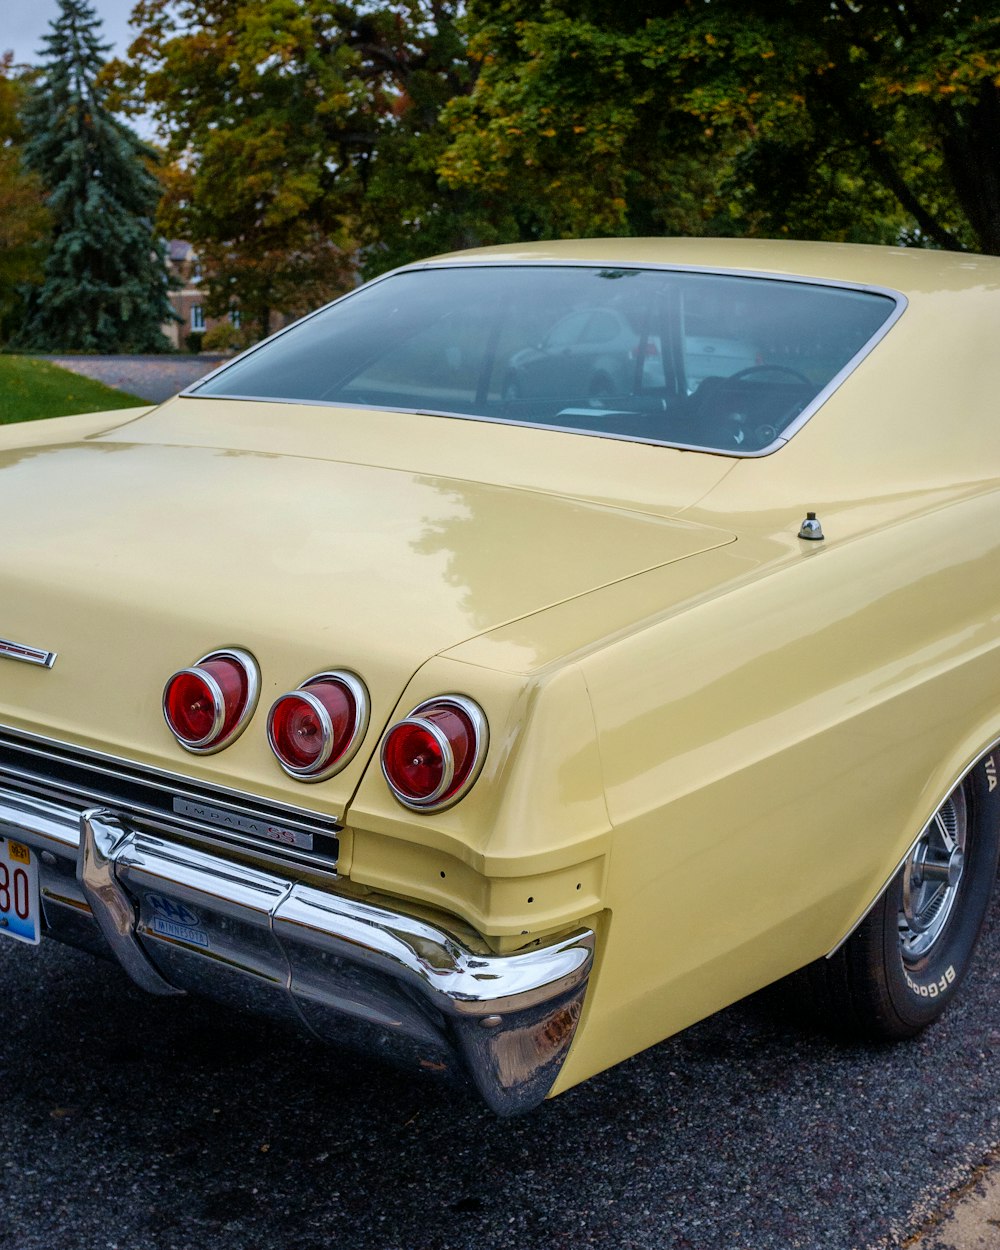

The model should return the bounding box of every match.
[0,836,40,945]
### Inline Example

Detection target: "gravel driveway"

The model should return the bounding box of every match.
[46,355,227,404]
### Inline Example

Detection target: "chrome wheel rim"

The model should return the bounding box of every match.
[899,783,967,961]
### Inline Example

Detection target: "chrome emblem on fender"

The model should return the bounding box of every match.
[0,637,58,668]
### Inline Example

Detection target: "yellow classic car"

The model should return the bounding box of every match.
[3,238,1000,1114]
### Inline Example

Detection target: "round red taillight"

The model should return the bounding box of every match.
[381,696,488,811]
[162,649,259,753]
[267,671,369,780]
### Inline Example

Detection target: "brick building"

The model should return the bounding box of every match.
[161,240,242,351]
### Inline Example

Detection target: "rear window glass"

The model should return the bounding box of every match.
[192,265,899,454]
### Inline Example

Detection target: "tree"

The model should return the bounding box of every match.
[0,54,50,342]
[17,0,174,352]
[728,0,1000,252]
[115,0,487,333]
[351,2,512,273]
[441,1,1000,253]
[440,1,749,240]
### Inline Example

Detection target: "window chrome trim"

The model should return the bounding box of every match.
[178,259,908,459]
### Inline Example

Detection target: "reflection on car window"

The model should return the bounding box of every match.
[545,311,591,349]
[582,311,621,344]
[193,265,899,454]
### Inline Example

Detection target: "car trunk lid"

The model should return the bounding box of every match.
[0,433,733,815]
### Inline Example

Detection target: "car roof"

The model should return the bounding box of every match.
[417,237,1000,298]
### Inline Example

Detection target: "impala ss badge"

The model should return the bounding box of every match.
[0,637,57,668]
[172,797,314,851]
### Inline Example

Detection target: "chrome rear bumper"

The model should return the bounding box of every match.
[0,787,594,1115]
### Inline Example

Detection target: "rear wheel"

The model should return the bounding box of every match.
[799,752,1000,1038]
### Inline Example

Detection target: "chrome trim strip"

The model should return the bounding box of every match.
[825,733,1000,957]
[274,884,593,1015]
[0,637,57,669]
[0,725,341,873]
[178,259,908,460]
[0,785,80,850]
[2,772,335,875]
[0,723,340,830]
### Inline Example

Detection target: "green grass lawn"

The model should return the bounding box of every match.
[0,355,146,424]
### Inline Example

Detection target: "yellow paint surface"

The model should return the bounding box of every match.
[5,240,1000,1095]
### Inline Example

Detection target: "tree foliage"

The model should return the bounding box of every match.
[441,0,1000,253]
[16,0,174,352]
[0,55,51,343]
[114,0,496,333]
[74,0,1000,350]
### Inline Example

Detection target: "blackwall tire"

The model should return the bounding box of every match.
[800,751,1000,1039]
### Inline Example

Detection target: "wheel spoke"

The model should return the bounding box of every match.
[898,785,967,959]
[934,809,956,852]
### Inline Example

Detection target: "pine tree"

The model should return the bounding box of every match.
[16,0,174,352]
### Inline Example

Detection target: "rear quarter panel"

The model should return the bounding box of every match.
[556,487,1000,1091]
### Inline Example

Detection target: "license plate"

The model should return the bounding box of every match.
[0,836,40,945]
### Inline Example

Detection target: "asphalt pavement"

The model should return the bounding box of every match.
[3,889,1000,1250]
[9,351,1000,1247]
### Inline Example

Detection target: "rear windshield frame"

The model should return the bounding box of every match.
[182,260,908,458]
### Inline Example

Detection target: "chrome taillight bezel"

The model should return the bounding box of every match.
[266,669,370,781]
[381,694,489,812]
[162,647,260,754]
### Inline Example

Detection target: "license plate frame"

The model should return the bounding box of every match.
[0,836,41,945]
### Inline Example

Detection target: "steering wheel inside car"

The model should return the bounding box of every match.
[729,365,813,385]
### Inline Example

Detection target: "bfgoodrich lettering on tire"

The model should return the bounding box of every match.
[799,752,1000,1039]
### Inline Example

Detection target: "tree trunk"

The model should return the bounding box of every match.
[941,84,1000,255]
